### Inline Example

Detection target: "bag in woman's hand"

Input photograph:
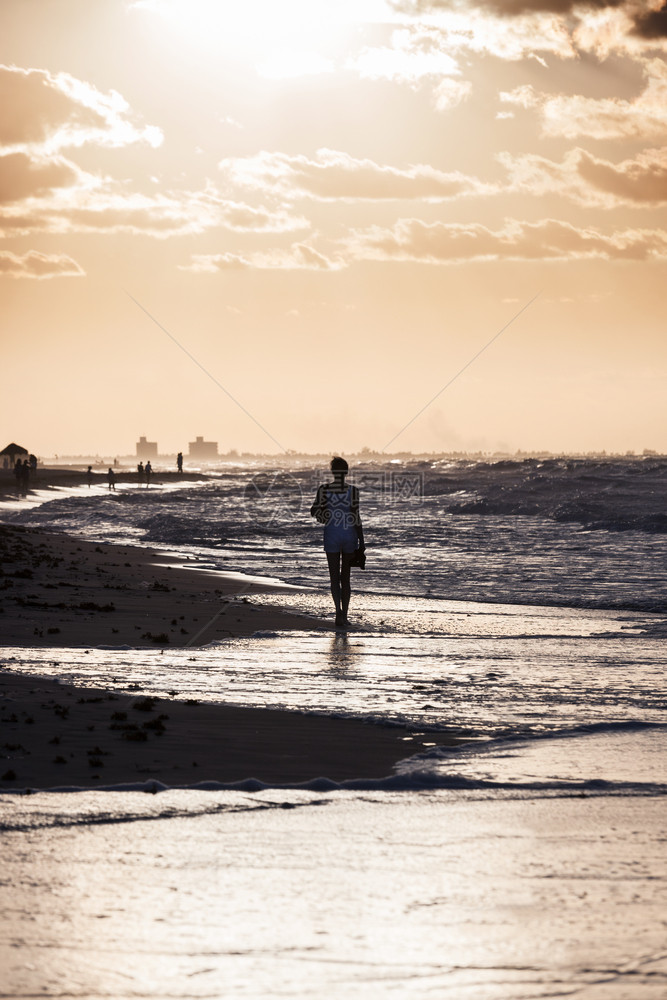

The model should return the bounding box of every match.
[350,547,366,569]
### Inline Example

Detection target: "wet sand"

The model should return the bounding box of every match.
[0,523,321,647]
[0,672,423,789]
[4,790,663,999]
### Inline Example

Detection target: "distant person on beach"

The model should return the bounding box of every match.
[29,454,37,473]
[311,456,365,628]
[177,452,183,474]
[107,467,116,490]
[86,465,93,487]
[137,461,144,484]
[20,460,30,493]
[145,460,152,486]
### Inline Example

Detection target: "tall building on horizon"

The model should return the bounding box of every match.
[136,436,158,459]
[188,435,218,459]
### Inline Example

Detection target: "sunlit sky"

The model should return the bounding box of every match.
[2,0,666,457]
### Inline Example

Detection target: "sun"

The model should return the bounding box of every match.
[135,0,402,77]
[147,0,354,64]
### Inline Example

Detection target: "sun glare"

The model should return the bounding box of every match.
[156,0,354,57]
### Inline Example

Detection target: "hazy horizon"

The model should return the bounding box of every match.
[2,0,666,457]
[7,444,665,465]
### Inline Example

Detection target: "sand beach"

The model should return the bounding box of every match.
[0,522,436,789]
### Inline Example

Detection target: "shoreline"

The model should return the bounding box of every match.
[0,670,449,790]
[0,467,212,501]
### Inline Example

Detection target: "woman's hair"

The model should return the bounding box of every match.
[330,456,349,473]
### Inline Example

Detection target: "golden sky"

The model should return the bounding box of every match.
[2,0,666,456]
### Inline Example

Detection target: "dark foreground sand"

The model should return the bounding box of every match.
[0,523,321,647]
[0,672,431,789]
[0,525,457,789]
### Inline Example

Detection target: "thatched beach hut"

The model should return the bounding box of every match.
[1,442,29,469]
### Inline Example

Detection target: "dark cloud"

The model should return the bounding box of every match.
[478,0,623,14]
[395,0,667,38]
[392,0,626,17]
[633,3,667,39]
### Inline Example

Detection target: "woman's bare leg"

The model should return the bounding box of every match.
[326,552,342,619]
[341,552,354,621]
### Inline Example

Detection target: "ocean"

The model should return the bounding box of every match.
[1,456,666,998]
[4,455,666,610]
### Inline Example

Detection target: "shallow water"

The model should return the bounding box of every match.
[401,725,667,792]
[2,594,665,742]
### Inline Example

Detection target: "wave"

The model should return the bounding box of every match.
[2,774,664,807]
[2,721,665,807]
[443,458,667,534]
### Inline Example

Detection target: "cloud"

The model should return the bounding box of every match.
[501,146,667,205]
[0,178,309,239]
[0,66,308,242]
[344,216,667,262]
[0,249,85,279]
[182,216,667,273]
[197,186,310,231]
[576,145,667,201]
[219,148,493,201]
[353,27,461,82]
[182,243,344,272]
[433,76,473,109]
[0,64,162,154]
[500,58,667,138]
[473,0,667,45]
[0,153,80,203]
[633,2,667,39]
[387,5,576,61]
[394,0,649,26]
[390,0,667,63]
[402,0,626,15]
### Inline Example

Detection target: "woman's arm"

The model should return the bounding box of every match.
[351,486,365,549]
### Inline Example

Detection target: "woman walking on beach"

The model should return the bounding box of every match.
[311,457,365,628]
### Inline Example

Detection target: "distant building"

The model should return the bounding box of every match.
[188,435,218,459]
[136,436,158,459]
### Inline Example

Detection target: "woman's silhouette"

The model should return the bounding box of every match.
[311,457,365,627]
